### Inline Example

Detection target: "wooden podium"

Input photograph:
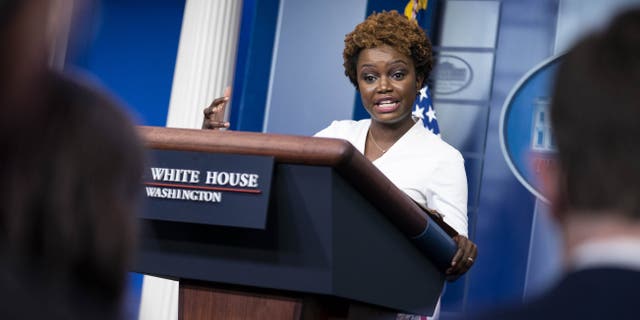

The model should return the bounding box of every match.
[135,126,454,320]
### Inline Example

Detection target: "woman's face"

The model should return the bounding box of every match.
[356,45,423,126]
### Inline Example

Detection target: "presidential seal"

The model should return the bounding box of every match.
[432,54,473,95]
[500,55,563,202]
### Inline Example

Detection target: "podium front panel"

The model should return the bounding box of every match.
[135,164,443,315]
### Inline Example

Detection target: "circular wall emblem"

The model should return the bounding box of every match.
[500,55,563,202]
[432,54,473,95]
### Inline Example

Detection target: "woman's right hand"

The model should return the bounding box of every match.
[446,235,478,281]
[202,86,231,130]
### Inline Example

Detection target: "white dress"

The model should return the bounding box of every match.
[314,119,468,237]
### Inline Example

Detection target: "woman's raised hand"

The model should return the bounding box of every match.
[202,86,231,130]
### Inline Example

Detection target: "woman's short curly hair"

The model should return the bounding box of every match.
[343,10,433,88]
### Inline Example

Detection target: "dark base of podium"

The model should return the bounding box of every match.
[179,280,398,320]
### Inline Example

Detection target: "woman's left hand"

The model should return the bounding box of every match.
[446,235,478,280]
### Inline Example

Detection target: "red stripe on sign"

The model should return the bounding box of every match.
[144,182,262,194]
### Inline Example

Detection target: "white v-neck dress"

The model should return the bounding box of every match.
[315,119,468,236]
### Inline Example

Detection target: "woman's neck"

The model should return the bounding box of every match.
[369,117,415,144]
[365,117,415,160]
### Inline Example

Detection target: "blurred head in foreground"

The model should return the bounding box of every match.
[0,1,144,319]
[549,8,640,224]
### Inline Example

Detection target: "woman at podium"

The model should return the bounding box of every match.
[202,12,477,319]
[204,10,477,277]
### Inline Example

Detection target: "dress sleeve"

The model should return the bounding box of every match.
[428,151,468,237]
[313,121,338,138]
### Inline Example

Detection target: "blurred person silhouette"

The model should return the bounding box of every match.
[0,0,145,319]
[474,7,640,320]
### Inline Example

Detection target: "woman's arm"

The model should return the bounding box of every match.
[428,151,477,279]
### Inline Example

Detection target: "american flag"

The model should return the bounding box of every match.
[405,0,441,137]
[412,85,440,136]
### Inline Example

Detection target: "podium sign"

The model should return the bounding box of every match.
[141,149,274,229]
